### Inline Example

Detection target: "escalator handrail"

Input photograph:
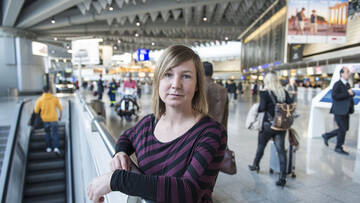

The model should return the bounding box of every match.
[81,95,116,157]
[66,100,75,203]
[0,99,31,203]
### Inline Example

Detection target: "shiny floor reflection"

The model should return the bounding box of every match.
[91,91,360,203]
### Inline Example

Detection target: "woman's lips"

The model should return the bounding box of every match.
[168,93,183,97]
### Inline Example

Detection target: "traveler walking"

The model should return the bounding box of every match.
[248,72,293,187]
[322,67,354,155]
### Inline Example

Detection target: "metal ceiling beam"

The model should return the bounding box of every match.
[16,0,84,28]
[37,19,243,34]
[30,0,241,30]
[38,33,223,44]
[2,0,25,26]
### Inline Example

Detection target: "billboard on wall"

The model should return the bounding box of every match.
[287,0,349,44]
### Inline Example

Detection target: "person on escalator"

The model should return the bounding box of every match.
[34,86,63,154]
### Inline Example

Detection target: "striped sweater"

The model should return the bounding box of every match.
[110,114,227,202]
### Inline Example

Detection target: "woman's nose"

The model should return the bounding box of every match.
[171,76,181,89]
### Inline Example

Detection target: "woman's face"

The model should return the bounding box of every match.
[159,60,197,109]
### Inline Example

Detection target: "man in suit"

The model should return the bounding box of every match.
[322,67,354,155]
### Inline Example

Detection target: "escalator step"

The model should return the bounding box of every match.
[30,141,65,151]
[30,133,65,141]
[31,130,65,136]
[0,138,8,145]
[24,180,65,197]
[26,170,65,184]
[23,193,65,203]
[29,151,65,160]
[32,127,65,133]
[28,159,64,172]
[0,133,8,137]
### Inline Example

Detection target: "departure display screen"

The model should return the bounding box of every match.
[320,89,360,105]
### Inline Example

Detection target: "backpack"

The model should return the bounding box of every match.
[245,103,265,131]
[268,91,296,131]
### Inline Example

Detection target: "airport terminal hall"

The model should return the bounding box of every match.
[2,0,360,202]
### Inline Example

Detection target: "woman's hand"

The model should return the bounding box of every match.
[110,152,130,172]
[87,172,113,203]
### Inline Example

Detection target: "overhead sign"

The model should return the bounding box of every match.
[72,39,101,65]
[287,0,349,44]
[32,41,48,57]
[289,44,304,62]
[137,49,149,61]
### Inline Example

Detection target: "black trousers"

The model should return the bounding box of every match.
[324,114,349,148]
[253,122,287,177]
[97,91,103,100]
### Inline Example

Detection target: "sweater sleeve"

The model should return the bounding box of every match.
[110,126,227,203]
[258,91,267,112]
[114,115,152,156]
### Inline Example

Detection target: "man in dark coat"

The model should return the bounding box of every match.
[97,74,104,100]
[322,67,354,155]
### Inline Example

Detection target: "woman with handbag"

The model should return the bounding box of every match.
[87,45,227,203]
[248,72,293,187]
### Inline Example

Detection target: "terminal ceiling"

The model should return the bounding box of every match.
[1,0,285,52]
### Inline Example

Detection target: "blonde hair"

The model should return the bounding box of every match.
[152,45,208,119]
[264,72,286,102]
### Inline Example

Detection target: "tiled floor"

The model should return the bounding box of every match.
[92,90,360,203]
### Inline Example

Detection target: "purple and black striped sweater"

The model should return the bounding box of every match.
[110,114,227,202]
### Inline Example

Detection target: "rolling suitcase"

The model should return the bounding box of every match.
[269,142,296,178]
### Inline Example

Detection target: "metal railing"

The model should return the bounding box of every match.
[0,99,30,203]
[78,95,153,203]
[66,100,75,203]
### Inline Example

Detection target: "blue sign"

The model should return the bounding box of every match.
[137,49,149,61]
[320,89,360,105]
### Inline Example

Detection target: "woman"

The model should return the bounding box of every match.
[248,72,292,187]
[87,45,227,203]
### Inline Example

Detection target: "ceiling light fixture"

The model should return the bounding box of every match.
[225,37,229,41]
[136,22,141,26]
[151,42,155,46]
[135,33,139,37]
[203,17,207,21]
[51,17,55,24]
[114,46,117,50]
[117,39,121,43]
[109,7,113,11]
[54,37,58,41]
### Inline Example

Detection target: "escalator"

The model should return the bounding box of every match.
[0,100,73,203]
[0,126,10,174]
[22,125,67,203]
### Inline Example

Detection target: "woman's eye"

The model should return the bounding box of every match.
[164,73,172,78]
[183,75,191,79]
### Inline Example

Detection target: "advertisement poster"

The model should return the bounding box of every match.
[287,0,349,44]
